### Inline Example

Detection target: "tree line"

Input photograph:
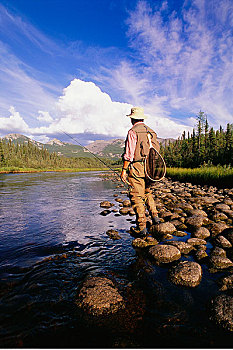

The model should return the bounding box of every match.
[160,111,233,168]
[0,139,113,169]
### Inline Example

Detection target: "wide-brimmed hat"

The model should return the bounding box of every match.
[126,107,148,119]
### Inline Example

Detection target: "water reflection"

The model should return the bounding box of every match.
[0,172,132,274]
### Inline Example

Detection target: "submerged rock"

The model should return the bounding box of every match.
[210,294,233,332]
[106,229,122,240]
[149,244,181,264]
[76,277,125,316]
[169,261,202,287]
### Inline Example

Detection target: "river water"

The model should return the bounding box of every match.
[0,172,232,348]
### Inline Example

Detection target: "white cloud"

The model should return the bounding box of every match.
[0,106,29,133]
[123,0,233,127]
[37,111,53,123]
[31,79,192,139]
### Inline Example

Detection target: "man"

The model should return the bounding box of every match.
[121,107,161,237]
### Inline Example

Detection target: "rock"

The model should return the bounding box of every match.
[215,203,231,211]
[177,203,194,211]
[106,229,122,240]
[212,212,229,222]
[167,241,194,254]
[128,208,135,216]
[122,199,131,207]
[210,294,233,332]
[100,201,114,208]
[209,256,233,270]
[224,209,233,219]
[185,215,205,229]
[187,238,207,246]
[115,198,123,203]
[187,209,208,217]
[210,247,227,258]
[218,275,233,291]
[119,207,129,215]
[100,210,111,216]
[215,235,232,249]
[192,227,210,239]
[173,230,188,237]
[132,237,158,248]
[210,222,229,237]
[169,261,202,287]
[201,196,219,205]
[149,244,181,264]
[154,222,176,235]
[169,220,187,230]
[195,248,208,261]
[221,228,233,245]
[77,277,125,316]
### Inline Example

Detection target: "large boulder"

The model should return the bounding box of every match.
[210,294,233,332]
[192,227,210,239]
[153,222,176,235]
[149,244,181,264]
[76,277,125,316]
[169,261,202,287]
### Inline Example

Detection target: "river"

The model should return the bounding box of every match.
[0,172,232,348]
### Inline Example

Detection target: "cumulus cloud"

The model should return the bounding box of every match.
[32,79,192,139]
[37,111,53,123]
[0,106,29,134]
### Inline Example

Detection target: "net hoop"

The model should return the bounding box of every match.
[145,147,166,182]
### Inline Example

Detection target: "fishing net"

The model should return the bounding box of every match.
[145,147,166,182]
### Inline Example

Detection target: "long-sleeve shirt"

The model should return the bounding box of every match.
[123,122,144,162]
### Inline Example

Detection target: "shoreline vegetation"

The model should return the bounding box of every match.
[1,165,232,189]
[0,166,109,174]
[166,166,233,188]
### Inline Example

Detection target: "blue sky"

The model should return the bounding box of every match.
[0,0,232,144]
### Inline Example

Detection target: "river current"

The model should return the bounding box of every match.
[0,172,232,348]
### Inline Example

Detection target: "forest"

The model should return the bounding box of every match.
[0,139,113,170]
[160,111,233,168]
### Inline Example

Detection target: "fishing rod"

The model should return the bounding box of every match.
[59,130,128,188]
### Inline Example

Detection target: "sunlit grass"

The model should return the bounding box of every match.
[166,166,233,188]
[0,166,108,174]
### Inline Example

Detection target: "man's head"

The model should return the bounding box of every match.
[126,107,148,120]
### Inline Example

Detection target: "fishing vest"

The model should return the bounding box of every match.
[131,123,160,162]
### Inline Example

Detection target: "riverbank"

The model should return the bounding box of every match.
[166,166,233,188]
[0,166,109,174]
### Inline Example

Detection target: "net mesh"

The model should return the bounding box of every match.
[145,148,166,181]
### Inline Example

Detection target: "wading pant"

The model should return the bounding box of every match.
[128,173,158,230]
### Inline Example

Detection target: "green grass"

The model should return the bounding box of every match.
[0,166,109,174]
[166,166,233,188]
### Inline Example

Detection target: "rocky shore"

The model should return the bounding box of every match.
[76,174,233,338]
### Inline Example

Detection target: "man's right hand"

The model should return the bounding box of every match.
[120,169,130,186]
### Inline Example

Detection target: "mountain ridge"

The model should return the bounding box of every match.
[1,133,175,159]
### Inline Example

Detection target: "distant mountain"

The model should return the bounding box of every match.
[1,133,176,159]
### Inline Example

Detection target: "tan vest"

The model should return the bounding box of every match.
[131,123,160,161]
[127,123,160,178]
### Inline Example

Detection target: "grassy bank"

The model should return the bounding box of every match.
[0,166,108,174]
[166,166,233,188]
